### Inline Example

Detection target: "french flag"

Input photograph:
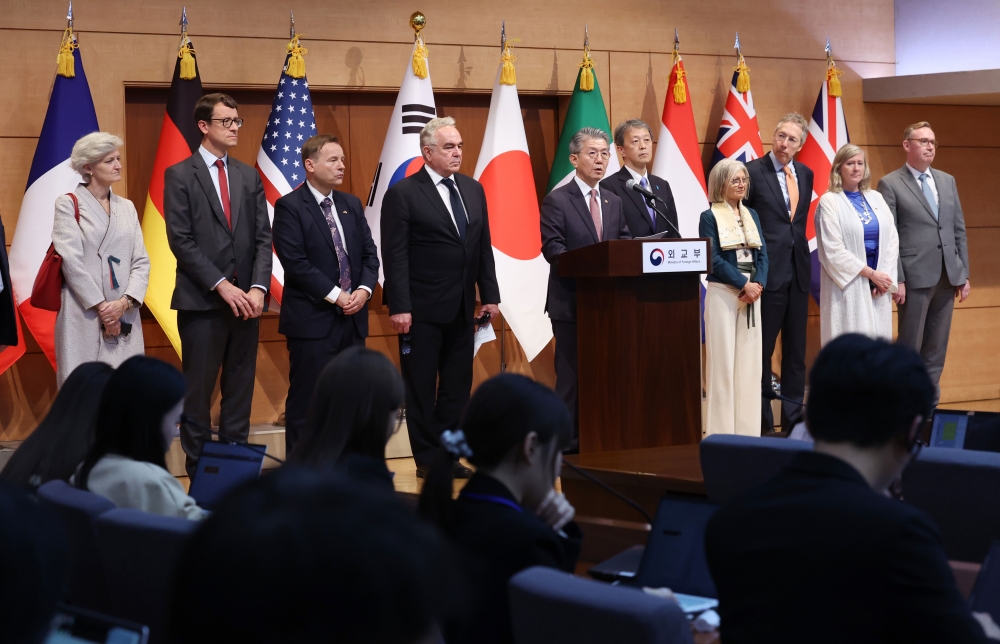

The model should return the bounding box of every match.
[796,51,850,304]
[7,46,98,371]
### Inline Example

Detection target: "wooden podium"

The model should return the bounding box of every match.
[558,238,711,453]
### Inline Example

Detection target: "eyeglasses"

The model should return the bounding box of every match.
[584,150,611,160]
[906,138,937,148]
[775,132,800,145]
[730,177,749,186]
[910,438,925,459]
[210,117,244,129]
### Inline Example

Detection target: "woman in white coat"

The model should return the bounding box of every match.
[815,144,899,344]
[53,132,149,385]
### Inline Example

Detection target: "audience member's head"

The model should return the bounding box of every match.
[0,362,113,489]
[291,347,404,468]
[0,480,69,644]
[807,334,934,486]
[420,374,572,526]
[169,467,455,644]
[75,356,186,490]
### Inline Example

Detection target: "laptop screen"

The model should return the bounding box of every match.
[930,410,1000,453]
[631,496,719,599]
[45,604,148,644]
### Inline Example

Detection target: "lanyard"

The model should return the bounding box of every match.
[462,492,523,513]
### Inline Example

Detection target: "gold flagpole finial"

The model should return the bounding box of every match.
[410,12,429,79]
[499,21,516,86]
[57,0,78,77]
[733,32,750,93]
[178,7,197,80]
[671,28,687,104]
[285,10,308,78]
[578,24,594,91]
[825,38,843,97]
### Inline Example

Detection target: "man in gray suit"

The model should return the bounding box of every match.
[877,121,970,401]
[165,93,273,476]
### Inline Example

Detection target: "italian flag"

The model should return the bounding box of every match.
[545,50,619,194]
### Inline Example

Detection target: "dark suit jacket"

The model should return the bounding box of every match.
[705,451,988,644]
[743,155,814,292]
[381,167,500,324]
[0,221,17,346]
[446,473,583,644]
[699,206,768,290]
[272,184,379,340]
[540,180,631,323]
[164,152,273,311]
[599,166,680,239]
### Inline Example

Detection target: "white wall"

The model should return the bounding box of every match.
[896,0,1000,75]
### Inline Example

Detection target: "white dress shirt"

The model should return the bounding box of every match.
[574,175,603,231]
[906,163,939,205]
[305,180,372,304]
[624,165,648,185]
[769,151,798,213]
[198,145,268,294]
[423,165,469,234]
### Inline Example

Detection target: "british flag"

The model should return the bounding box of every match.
[255,57,318,307]
[710,70,764,170]
[796,56,850,304]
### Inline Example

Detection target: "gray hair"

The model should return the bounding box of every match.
[774,112,809,143]
[707,158,749,203]
[569,127,611,155]
[70,132,123,179]
[419,116,457,149]
[828,143,871,193]
[613,119,653,147]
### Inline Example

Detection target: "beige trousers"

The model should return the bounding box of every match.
[705,280,762,436]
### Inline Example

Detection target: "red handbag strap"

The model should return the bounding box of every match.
[67,192,80,223]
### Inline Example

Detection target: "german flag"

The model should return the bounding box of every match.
[140,32,202,357]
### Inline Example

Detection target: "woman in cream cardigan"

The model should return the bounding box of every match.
[700,159,768,436]
[815,144,898,344]
[52,132,149,386]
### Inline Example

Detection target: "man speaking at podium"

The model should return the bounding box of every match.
[541,127,631,450]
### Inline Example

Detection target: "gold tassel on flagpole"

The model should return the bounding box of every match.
[826,58,844,97]
[734,55,751,93]
[286,34,307,79]
[56,27,78,78]
[671,49,687,104]
[409,12,429,79]
[178,35,197,80]
[500,39,517,86]
[579,48,595,92]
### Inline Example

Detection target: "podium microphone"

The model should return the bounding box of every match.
[625,179,682,238]
[181,414,285,465]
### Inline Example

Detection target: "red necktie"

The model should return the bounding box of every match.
[590,189,603,241]
[215,159,232,229]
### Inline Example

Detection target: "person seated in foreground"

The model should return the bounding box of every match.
[420,373,582,644]
[169,467,456,644]
[0,362,113,489]
[705,333,998,643]
[72,356,205,520]
[288,347,404,492]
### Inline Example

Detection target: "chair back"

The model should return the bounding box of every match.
[699,434,810,503]
[37,480,115,611]
[509,566,694,644]
[95,509,198,643]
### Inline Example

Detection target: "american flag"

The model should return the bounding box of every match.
[255,61,318,306]
[797,55,850,304]
[710,69,764,170]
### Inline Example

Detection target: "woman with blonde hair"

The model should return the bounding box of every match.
[700,159,768,436]
[52,132,149,385]
[815,144,898,344]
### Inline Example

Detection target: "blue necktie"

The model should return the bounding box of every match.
[441,177,468,241]
[640,176,656,229]
[919,173,939,220]
[320,198,352,292]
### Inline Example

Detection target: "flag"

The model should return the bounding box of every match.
[545,42,619,193]
[473,32,552,361]
[364,41,437,284]
[651,46,708,237]
[255,35,318,306]
[140,31,203,357]
[8,43,99,370]
[796,51,849,303]
[709,46,763,171]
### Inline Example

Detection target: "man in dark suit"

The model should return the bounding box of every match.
[706,334,995,643]
[541,127,631,448]
[381,117,501,477]
[743,113,814,433]
[272,134,379,456]
[0,220,18,351]
[600,118,679,239]
[165,93,273,476]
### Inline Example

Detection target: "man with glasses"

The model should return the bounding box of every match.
[878,122,970,403]
[541,127,631,450]
[165,93,273,477]
[744,113,814,435]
